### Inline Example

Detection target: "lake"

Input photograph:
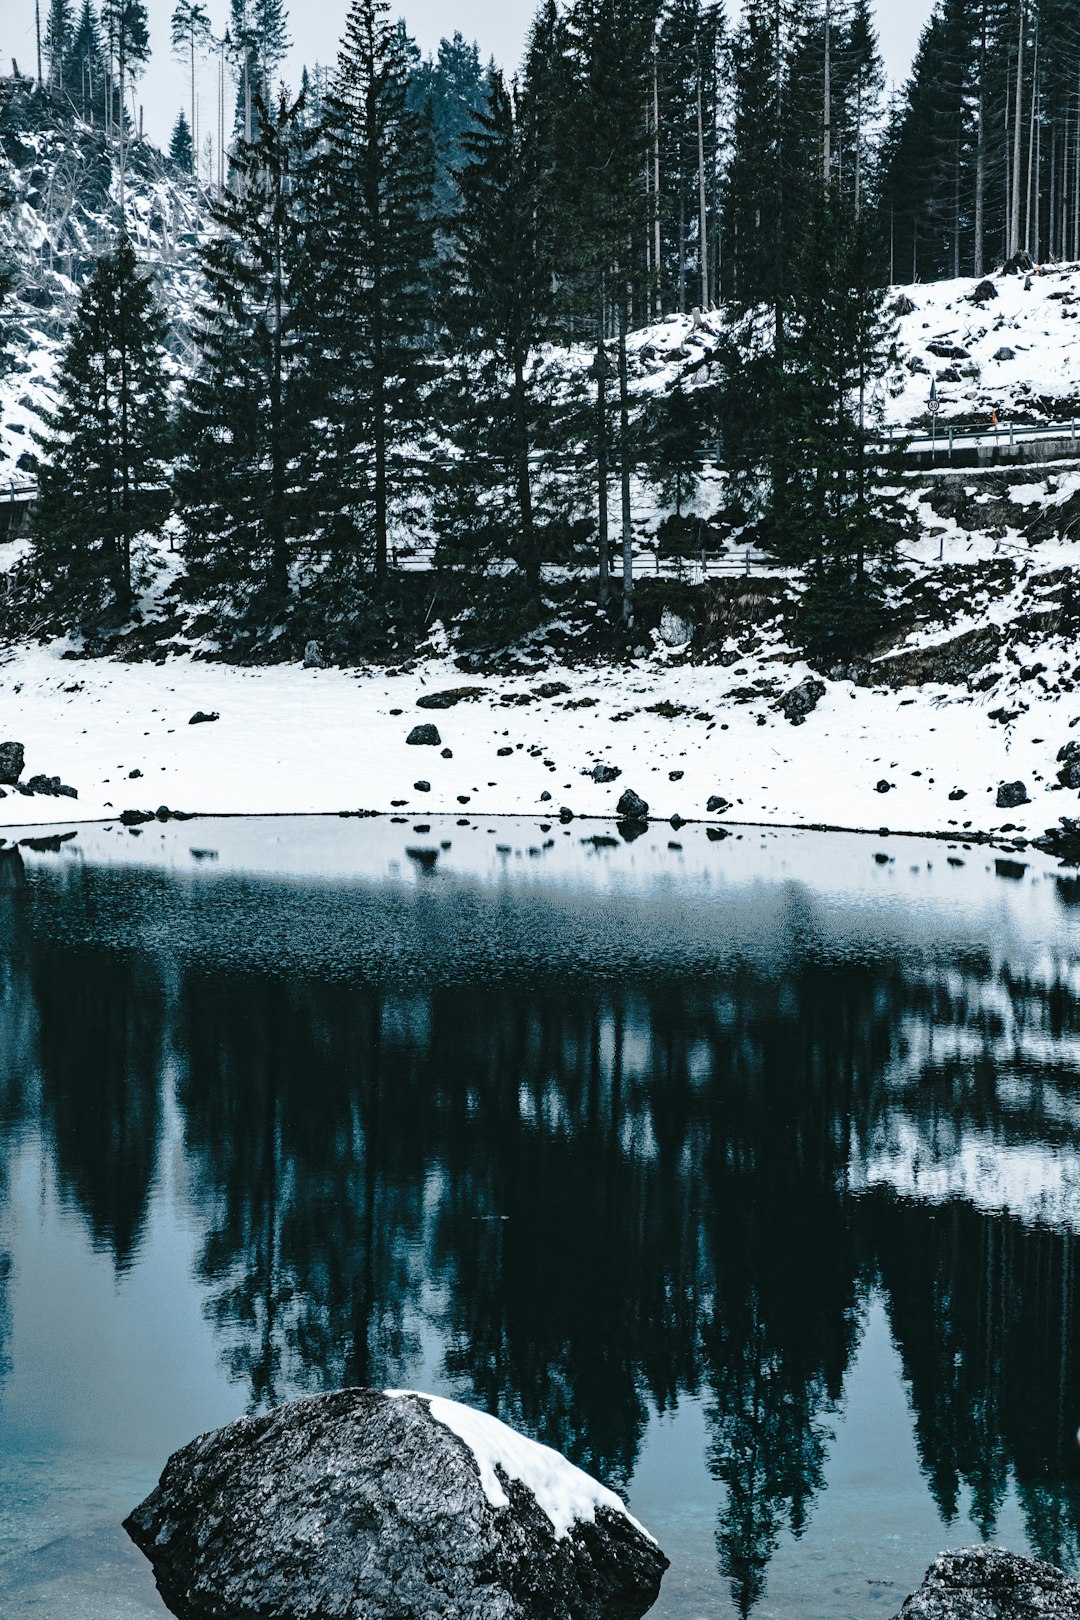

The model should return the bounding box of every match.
[1,815,1079,1619]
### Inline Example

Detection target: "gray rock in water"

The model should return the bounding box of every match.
[0,741,25,785]
[406,723,442,746]
[616,789,649,821]
[302,639,326,669]
[996,780,1029,809]
[778,677,826,726]
[124,1389,667,1620]
[893,1546,1080,1619]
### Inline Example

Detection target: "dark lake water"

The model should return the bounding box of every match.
[2,815,1080,1619]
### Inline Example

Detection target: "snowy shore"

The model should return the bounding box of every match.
[0,638,1074,843]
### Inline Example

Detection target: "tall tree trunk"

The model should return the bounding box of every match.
[823,0,831,178]
[512,353,536,591]
[118,262,131,613]
[974,5,986,275]
[696,53,709,307]
[596,286,609,606]
[1025,22,1039,253]
[1009,3,1024,258]
[617,286,633,623]
[652,41,661,318]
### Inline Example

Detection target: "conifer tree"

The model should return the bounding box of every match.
[310,0,436,588]
[645,382,701,518]
[66,0,103,120]
[169,105,193,170]
[33,237,170,620]
[44,0,75,93]
[171,0,210,162]
[408,33,488,228]
[176,92,312,617]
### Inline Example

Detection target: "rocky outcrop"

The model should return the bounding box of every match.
[124,1388,667,1620]
[1057,741,1080,789]
[893,1546,1080,1618]
[0,741,25,785]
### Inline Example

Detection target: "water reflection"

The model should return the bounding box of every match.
[2,838,1080,1616]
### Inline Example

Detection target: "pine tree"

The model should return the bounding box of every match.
[169,105,193,169]
[309,0,436,589]
[408,33,488,227]
[171,0,210,163]
[44,0,75,93]
[645,382,701,517]
[33,237,170,621]
[176,92,312,618]
[66,0,103,121]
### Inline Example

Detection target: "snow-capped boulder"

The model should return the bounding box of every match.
[0,742,25,785]
[778,676,826,726]
[124,1388,667,1620]
[893,1546,1080,1618]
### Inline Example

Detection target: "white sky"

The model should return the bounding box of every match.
[1,0,937,158]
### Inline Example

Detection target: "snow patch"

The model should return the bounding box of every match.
[385,1390,651,1542]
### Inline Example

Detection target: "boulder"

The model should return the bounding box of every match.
[875,780,892,794]
[996,780,1029,809]
[413,781,431,793]
[994,346,1016,362]
[1057,741,1080,790]
[658,609,693,648]
[124,1389,667,1620]
[188,711,219,726]
[407,724,442,747]
[616,789,649,821]
[592,762,621,783]
[971,279,999,304]
[417,688,483,710]
[302,640,326,669]
[25,773,77,798]
[0,741,25,785]
[893,1546,1080,1619]
[706,795,730,813]
[893,294,917,315]
[778,677,826,726]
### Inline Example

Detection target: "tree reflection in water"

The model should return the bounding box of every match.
[1,855,1080,1614]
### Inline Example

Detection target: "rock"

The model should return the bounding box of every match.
[706,795,730,813]
[558,806,574,823]
[302,640,326,669]
[616,789,649,821]
[658,609,693,648]
[413,781,431,793]
[497,746,513,757]
[534,681,570,699]
[189,711,219,726]
[972,279,999,304]
[1034,817,1080,865]
[0,741,25,785]
[592,762,621,783]
[406,724,442,747]
[540,791,552,802]
[124,1389,667,1620]
[778,677,826,726]
[120,810,155,826]
[893,1545,1080,1619]
[893,294,917,315]
[875,780,892,794]
[128,768,143,779]
[996,780,1029,809]
[26,773,77,799]
[994,346,1016,362]
[1002,249,1035,276]
[441,748,454,758]
[927,341,970,361]
[668,770,684,781]
[949,788,967,801]
[1057,741,1080,790]
[416,688,483,710]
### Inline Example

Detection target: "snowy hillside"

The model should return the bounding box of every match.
[0,76,209,479]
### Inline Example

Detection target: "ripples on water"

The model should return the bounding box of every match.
[1,818,1079,1618]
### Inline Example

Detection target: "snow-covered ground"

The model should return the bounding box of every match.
[0,626,1076,841]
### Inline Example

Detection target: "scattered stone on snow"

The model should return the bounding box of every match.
[971,279,999,304]
[124,1388,668,1620]
[778,677,826,726]
[668,770,684,781]
[949,789,967,801]
[616,789,649,821]
[875,780,893,794]
[406,724,442,747]
[996,780,1030,809]
[188,711,219,725]
[592,762,621,783]
[706,795,730,813]
[994,346,1017,362]
[24,773,77,798]
[497,746,513,757]
[302,640,326,669]
[658,609,693,648]
[1057,741,1080,789]
[413,781,431,793]
[0,742,25,785]
[416,688,483,710]
[892,1545,1080,1619]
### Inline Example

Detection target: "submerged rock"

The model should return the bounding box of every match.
[124,1388,667,1620]
[893,1546,1080,1618]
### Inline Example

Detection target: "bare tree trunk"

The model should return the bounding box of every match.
[1009,2,1024,258]
[1025,20,1039,253]
[696,50,708,308]
[974,4,986,274]
[823,0,831,178]
[617,287,633,623]
[652,41,661,318]
[596,285,609,606]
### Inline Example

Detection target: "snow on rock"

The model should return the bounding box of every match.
[388,1390,652,1543]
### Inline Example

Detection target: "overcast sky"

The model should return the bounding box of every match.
[2,0,937,157]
